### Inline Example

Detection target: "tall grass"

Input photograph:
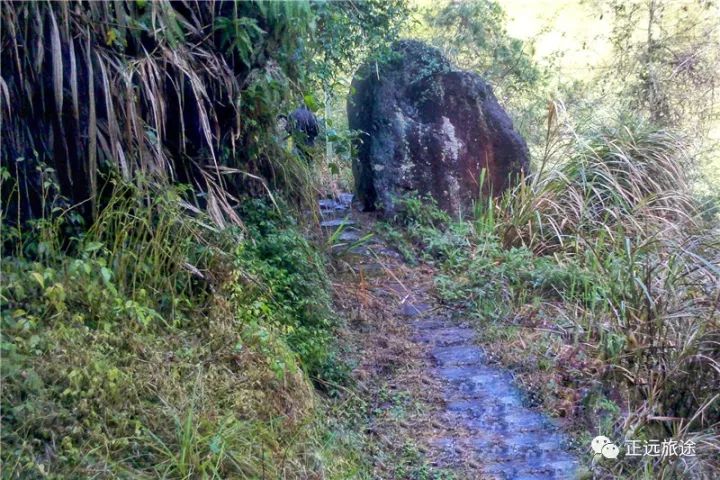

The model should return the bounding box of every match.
[491,114,720,477]
[391,111,719,477]
[499,112,696,253]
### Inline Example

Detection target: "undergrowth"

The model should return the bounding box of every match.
[0,180,362,479]
[384,118,720,479]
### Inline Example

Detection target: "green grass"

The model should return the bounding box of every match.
[386,118,720,479]
[0,180,366,479]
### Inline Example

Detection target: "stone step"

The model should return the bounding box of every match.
[412,326,476,346]
[413,317,448,330]
[320,218,355,228]
[431,345,486,366]
[401,301,432,317]
[480,454,579,480]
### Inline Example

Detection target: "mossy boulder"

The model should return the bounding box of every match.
[348,40,529,216]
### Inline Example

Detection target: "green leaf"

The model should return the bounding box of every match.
[101,267,113,283]
[303,94,319,111]
[84,242,104,253]
[210,435,222,454]
[30,272,44,289]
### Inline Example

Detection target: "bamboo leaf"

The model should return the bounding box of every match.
[49,9,63,113]
[69,38,78,122]
[86,31,97,217]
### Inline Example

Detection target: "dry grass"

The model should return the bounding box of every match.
[1,1,314,226]
[465,110,720,478]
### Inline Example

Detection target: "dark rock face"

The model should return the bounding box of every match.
[348,40,529,216]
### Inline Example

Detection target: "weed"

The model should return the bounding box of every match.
[0,184,359,479]
[388,119,720,478]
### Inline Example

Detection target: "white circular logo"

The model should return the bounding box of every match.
[592,436,619,459]
[601,443,620,459]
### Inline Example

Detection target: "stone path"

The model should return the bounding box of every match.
[320,195,580,480]
[410,312,580,479]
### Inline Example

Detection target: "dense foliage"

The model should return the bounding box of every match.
[1,0,718,478]
[0,0,408,227]
[0,1,409,477]
[384,116,719,478]
[0,180,363,478]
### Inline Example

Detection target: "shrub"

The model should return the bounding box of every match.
[0,184,355,479]
[233,200,347,385]
[392,118,719,478]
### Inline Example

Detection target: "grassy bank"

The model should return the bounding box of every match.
[381,118,719,479]
[1,180,367,479]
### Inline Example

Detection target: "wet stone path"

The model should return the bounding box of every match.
[320,195,580,480]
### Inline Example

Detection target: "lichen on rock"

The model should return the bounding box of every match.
[348,40,530,216]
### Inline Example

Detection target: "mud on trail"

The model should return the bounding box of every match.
[322,197,581,480]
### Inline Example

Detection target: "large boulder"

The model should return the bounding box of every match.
[348,40,529,216]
